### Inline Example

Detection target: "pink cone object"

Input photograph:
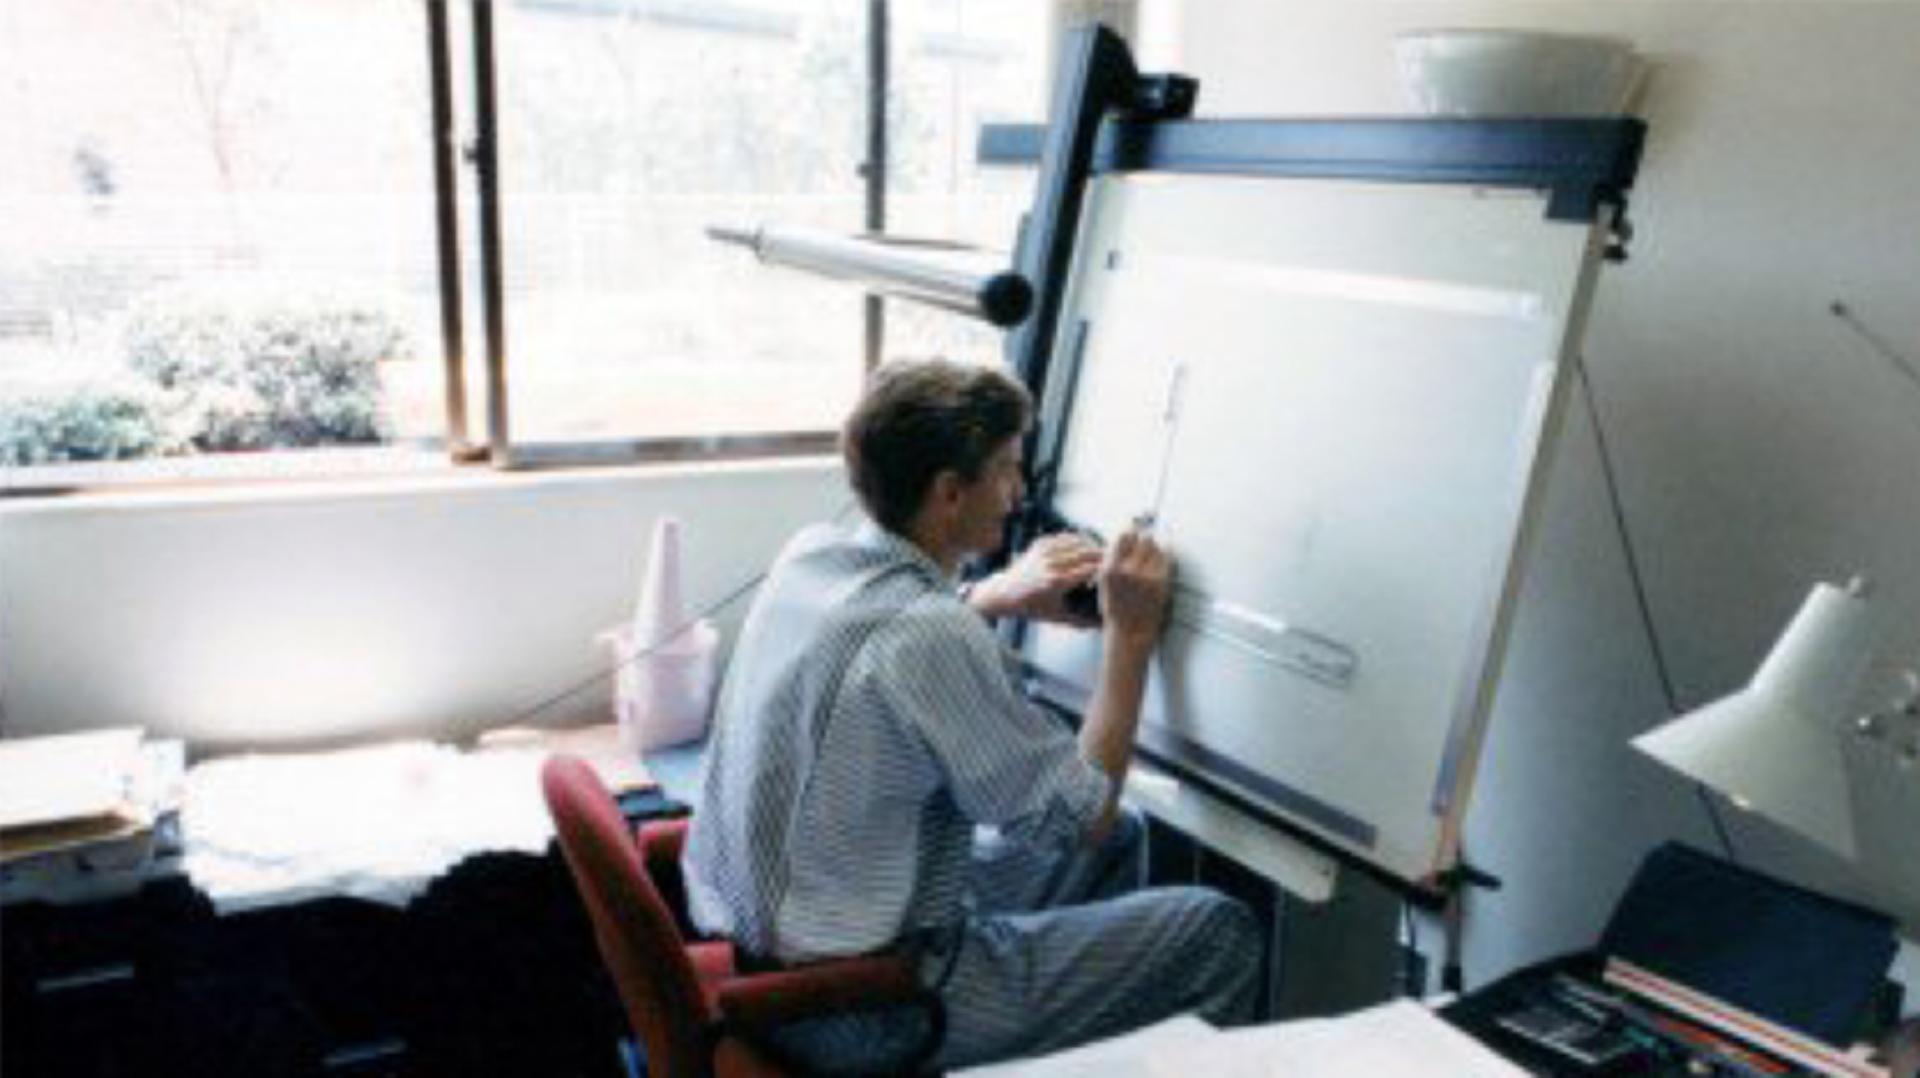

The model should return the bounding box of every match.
[634,518,691,652]
[606,516,717,751]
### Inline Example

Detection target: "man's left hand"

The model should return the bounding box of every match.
[966,533,1103,627]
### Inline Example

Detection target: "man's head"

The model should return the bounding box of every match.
[842,358,1032,561]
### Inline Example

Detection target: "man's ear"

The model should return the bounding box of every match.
[927,469,964,513]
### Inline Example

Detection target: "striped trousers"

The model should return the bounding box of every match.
[762,810,1264,1073]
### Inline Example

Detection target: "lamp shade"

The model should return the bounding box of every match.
[1633,581,1873,860]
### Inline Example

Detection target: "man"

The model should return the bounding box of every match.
[683,359,1260,1072]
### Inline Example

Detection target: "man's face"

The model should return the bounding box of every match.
[953,438,1026,558]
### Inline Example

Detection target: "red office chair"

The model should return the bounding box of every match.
[540,754,943,1078]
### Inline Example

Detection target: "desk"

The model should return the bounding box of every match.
[645,737,707,805]
[1,734,689,1078]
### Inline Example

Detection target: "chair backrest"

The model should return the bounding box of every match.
[543,754,714,1078]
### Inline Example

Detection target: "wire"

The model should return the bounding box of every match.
[1831,300,1920,394]
[492,567,768,731]
[1575,356,1739,865]
[492,500,858,731]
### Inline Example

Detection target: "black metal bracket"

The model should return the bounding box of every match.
[982,115,1645,226]
[990,23,1197,576]
[1002,24,1197,400]
[1436,860,1504,895]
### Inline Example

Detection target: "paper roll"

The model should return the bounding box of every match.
[611,516,718,751]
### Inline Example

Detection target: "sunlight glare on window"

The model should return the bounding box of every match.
[0,0,442,484]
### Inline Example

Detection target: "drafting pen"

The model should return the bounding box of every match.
[1137,361,1187,535]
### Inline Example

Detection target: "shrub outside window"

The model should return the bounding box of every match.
[0,0,443,487]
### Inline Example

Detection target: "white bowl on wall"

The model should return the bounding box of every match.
[1394,29,1645,116]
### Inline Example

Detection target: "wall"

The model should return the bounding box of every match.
[0,460,842,754]
[1174,2,1920,985]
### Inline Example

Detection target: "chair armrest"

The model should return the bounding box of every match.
[638,819,696,936]
[639,817,690,866]
[715,954,931,1030]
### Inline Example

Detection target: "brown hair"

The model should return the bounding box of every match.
[841,359,1032,534]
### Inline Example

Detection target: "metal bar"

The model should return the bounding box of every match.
[470,0,511,466]
[424,0,471,458]
[708,225,1032,327]
[981,116,1647,223]
[995,23,1153,600]
[1001,24,1140,394]
[863,0,888,373]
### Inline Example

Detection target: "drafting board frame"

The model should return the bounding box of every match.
[986,26,1645,902]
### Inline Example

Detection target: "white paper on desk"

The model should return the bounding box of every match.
[0,727,145,829]
[1212,1000,1531,1078]
[957,1000,1526,1078]
[957,1015,1238,1078]
[182,741,557,912]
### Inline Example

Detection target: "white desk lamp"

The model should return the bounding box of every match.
[1632,577,1876,861]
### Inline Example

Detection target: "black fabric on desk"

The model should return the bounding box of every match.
[1599,841,1897,1047]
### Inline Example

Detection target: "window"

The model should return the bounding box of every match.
[0,0,1050,487]
[490,0,870,451]
[0,0,444,488]
[885,0,1048,368]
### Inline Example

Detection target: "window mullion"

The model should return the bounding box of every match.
[863,0,889,375]
[425,0,476,460]
[470,0,511,467]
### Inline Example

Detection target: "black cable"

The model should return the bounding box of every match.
[1575,356,1739,865]
[493,501,858,730]
[492,567,769,731]
[1831,300,1920,394]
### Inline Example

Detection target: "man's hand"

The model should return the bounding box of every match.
[1077,526,1173,846]
[966,532,1104,626]
[1098,527,1172,650]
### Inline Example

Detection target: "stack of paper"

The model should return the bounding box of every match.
[0,727,154,864]
[959,1000,1530,1078]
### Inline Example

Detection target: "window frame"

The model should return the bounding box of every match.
[454,0,894,471]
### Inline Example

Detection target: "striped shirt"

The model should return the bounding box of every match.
[682,518,1111,963]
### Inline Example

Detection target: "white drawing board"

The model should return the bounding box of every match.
[1020,169,1609,888]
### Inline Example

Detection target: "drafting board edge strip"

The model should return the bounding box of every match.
[1134,724,1377,849]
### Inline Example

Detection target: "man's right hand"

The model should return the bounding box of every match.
[1078,525,1172,846]
[1098,526,1172,649]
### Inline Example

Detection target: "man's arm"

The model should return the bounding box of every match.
[965,532,1103,626]
[1075,528,1171,845]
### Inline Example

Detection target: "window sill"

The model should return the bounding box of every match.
[2,445,459,500]
[1,440,840,512]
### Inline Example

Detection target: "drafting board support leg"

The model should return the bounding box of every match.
[1435,856,1504,994]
